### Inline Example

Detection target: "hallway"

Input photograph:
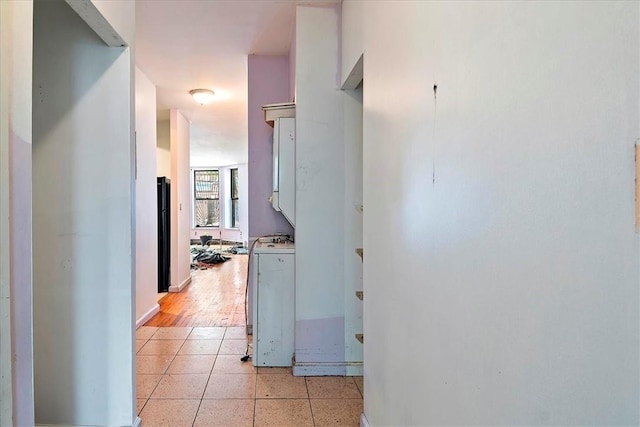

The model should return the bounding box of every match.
[145,254,248,327]
[136,254,364,425]
[135,326,363,426]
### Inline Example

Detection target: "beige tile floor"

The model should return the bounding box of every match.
[136,326,363,427]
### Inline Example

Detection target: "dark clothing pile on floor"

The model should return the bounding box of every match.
[191,247,230,269]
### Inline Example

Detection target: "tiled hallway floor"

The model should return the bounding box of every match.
[136,326,363,426]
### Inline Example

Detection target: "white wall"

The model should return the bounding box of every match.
[32,0,135,425]
[190,163,249,246]
[342,1,639,425]
[0,1,34,425]
[135,66,159,325]
[170,109,192,291]
[157,119,171,178]
[294,5,346,374]
[340,0,363,84]
[92,0,134,46]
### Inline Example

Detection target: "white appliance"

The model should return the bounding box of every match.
[252,241,295,366]
[271,117,295,226]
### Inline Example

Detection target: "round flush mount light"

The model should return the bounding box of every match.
[189,89,215,105]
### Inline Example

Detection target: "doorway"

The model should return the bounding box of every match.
[342,54,364,376]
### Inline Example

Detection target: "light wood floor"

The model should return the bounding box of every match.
[145,254,248,327]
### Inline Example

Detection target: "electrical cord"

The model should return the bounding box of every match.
[241,238,259,362]
[240,233,292,362]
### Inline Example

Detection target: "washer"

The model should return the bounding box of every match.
[251,241,295,366]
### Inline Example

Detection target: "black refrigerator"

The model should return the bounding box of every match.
[157,177,171,292]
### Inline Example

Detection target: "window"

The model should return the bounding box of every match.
[194,170,220,227]
[230,168,239,228]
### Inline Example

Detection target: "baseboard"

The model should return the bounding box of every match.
[169,275,191,293]
[292,361,347,376]
[36,419,142,427]
[136,303,160,329]
[360,412,371,427]
[36,424,91,426]
[345,362,363,376]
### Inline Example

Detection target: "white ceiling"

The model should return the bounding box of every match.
[135,0,296,166]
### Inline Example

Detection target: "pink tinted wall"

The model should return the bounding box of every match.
[289,23,296,102]
[247,55,294,241]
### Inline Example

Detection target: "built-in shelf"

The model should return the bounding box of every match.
[355,334,364,344]
[355,291,363,300]
[355,248,363,261]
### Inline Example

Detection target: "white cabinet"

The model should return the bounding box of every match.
[252,242,295,366]
[271,117,295,226]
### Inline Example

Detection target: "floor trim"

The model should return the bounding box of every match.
[169,275,191,293]
[292,361,347,376]
[135,303,160,329]
[345,362,363,376]
[360,412,371,427]
[36,420,142,427]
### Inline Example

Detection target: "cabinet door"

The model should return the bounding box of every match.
[278,117,295,225]
[256,253,295,366]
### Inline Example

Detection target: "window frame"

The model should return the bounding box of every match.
[230,167,239,229]
[193,169,220,228]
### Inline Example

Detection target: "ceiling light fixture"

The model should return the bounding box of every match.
[189,89,215,105]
